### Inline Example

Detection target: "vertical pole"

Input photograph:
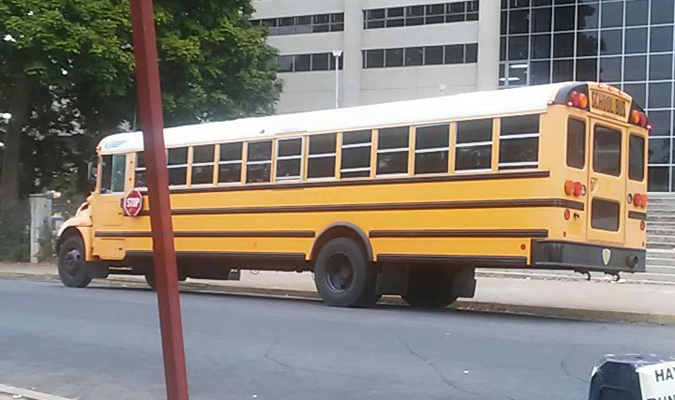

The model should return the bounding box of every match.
[129,1,190,400]
[335,55,339,109]
[332,50,342,109]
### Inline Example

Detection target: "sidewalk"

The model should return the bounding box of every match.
[2,262,675,324]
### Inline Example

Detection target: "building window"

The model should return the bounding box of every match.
[414,124,449,174]
[191,145,215,185]
[308,134,337,179]
[456,119,493,172]
[167,148,188,186]
[274,52,343,73]
[246,141,272,183]
[377,126,410,175]
[253,13,344,36]
[341,130,372,178]
[276,138,303,181]
[218,143,242,183]
[364,1,479,29]
[364,43,478,69]
[498,115,539,170]
[501,1,675,191]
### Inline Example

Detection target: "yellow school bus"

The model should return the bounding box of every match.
[56,82,649,308]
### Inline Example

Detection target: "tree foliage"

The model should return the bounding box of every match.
[0,0,279,203]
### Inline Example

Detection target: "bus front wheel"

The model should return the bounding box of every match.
[402,266,457,309]
[57,236,93,288]
[314,238,379,307]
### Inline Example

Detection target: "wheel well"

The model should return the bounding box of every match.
[310,223,373,262]
[56,227,83,253]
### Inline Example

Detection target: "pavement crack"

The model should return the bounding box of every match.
[559,344,589,384]
[397,335,478,397]
[263,337,386,384]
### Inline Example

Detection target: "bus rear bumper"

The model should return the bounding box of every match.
[531,240,646,273]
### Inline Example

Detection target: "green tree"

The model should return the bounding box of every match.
[0,0,279,204]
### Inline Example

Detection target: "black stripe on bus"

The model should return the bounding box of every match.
[125,250,307,261]
[136,198,584,216]
[96,230,315,238]
[628,211,647,221]
[138,170,551,195]
[377,254,528,267]
[369,229,549,238]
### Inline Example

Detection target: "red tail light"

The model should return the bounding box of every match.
[569,91,580,107]
[564,209,571,220]
[634,193,642,207]
[573,181,582,196]
[564,180,575,195]
[640,220,646,231]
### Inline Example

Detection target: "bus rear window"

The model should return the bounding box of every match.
[629,134,645,181]
[593,125,622,177]
[591,199,620,231]
[567,118,585,169]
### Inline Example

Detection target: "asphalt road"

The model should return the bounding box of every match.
[1,279,674,400]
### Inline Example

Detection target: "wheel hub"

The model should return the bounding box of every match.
[62,249,81,275]
[325,253,354,293]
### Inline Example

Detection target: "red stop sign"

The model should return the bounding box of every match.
[123,189,144,217]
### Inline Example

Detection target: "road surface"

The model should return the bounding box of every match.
[1,279,674,400]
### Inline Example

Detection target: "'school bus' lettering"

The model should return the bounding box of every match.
[56,82,649,308]
[590,89,628,120]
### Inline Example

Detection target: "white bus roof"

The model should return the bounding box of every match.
[99,82,572,154]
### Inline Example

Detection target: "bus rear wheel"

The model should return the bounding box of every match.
[402,266,457,309]
[57,236,93,288]
[314,238,379,307]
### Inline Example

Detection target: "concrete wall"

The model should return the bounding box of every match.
[252,0,500,114]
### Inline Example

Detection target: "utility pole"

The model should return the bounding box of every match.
[129,1,190,400]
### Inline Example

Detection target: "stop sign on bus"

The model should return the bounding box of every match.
[123,189,143,217]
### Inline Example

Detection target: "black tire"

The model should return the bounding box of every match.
[402,266,458,309]
[57,235,93,288]
[144,272,157,291]
[314,238,379,307]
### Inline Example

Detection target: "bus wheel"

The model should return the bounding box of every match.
[57,236,93,288]
[314,238,379,307]
[402,266,457,309]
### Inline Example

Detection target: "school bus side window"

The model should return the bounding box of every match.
[341,130,371,178]
[100,154,126,194]
[499,115,539,170]
[377,126,409,175]
[415,124,449,174]
[308,133,337,179]
[167,148,188,185]
[192,145,215,185]
[567,118,586,169]
[629,134,645,181]
[247,141,273,183]
[276,138,303,181]
[134,152,146,188]
[219,143,243,183]
[455,119,492,171]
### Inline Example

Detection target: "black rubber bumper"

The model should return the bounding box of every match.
[531,240,646,273]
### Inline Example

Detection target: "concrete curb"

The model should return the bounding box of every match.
[3,271,675,325]
[0,384,72,400]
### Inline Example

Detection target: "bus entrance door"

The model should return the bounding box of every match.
[586,119,626,245]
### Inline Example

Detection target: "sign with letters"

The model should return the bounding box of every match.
[637,361,675,400]
[589,89,629,122]
[122,189,144,217]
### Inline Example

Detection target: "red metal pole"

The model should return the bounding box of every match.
[129,1,190,400]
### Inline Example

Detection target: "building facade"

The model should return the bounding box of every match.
[252,0,675,192]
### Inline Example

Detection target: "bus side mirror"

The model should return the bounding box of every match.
[589,355,675,400]
[87,157,97,185]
